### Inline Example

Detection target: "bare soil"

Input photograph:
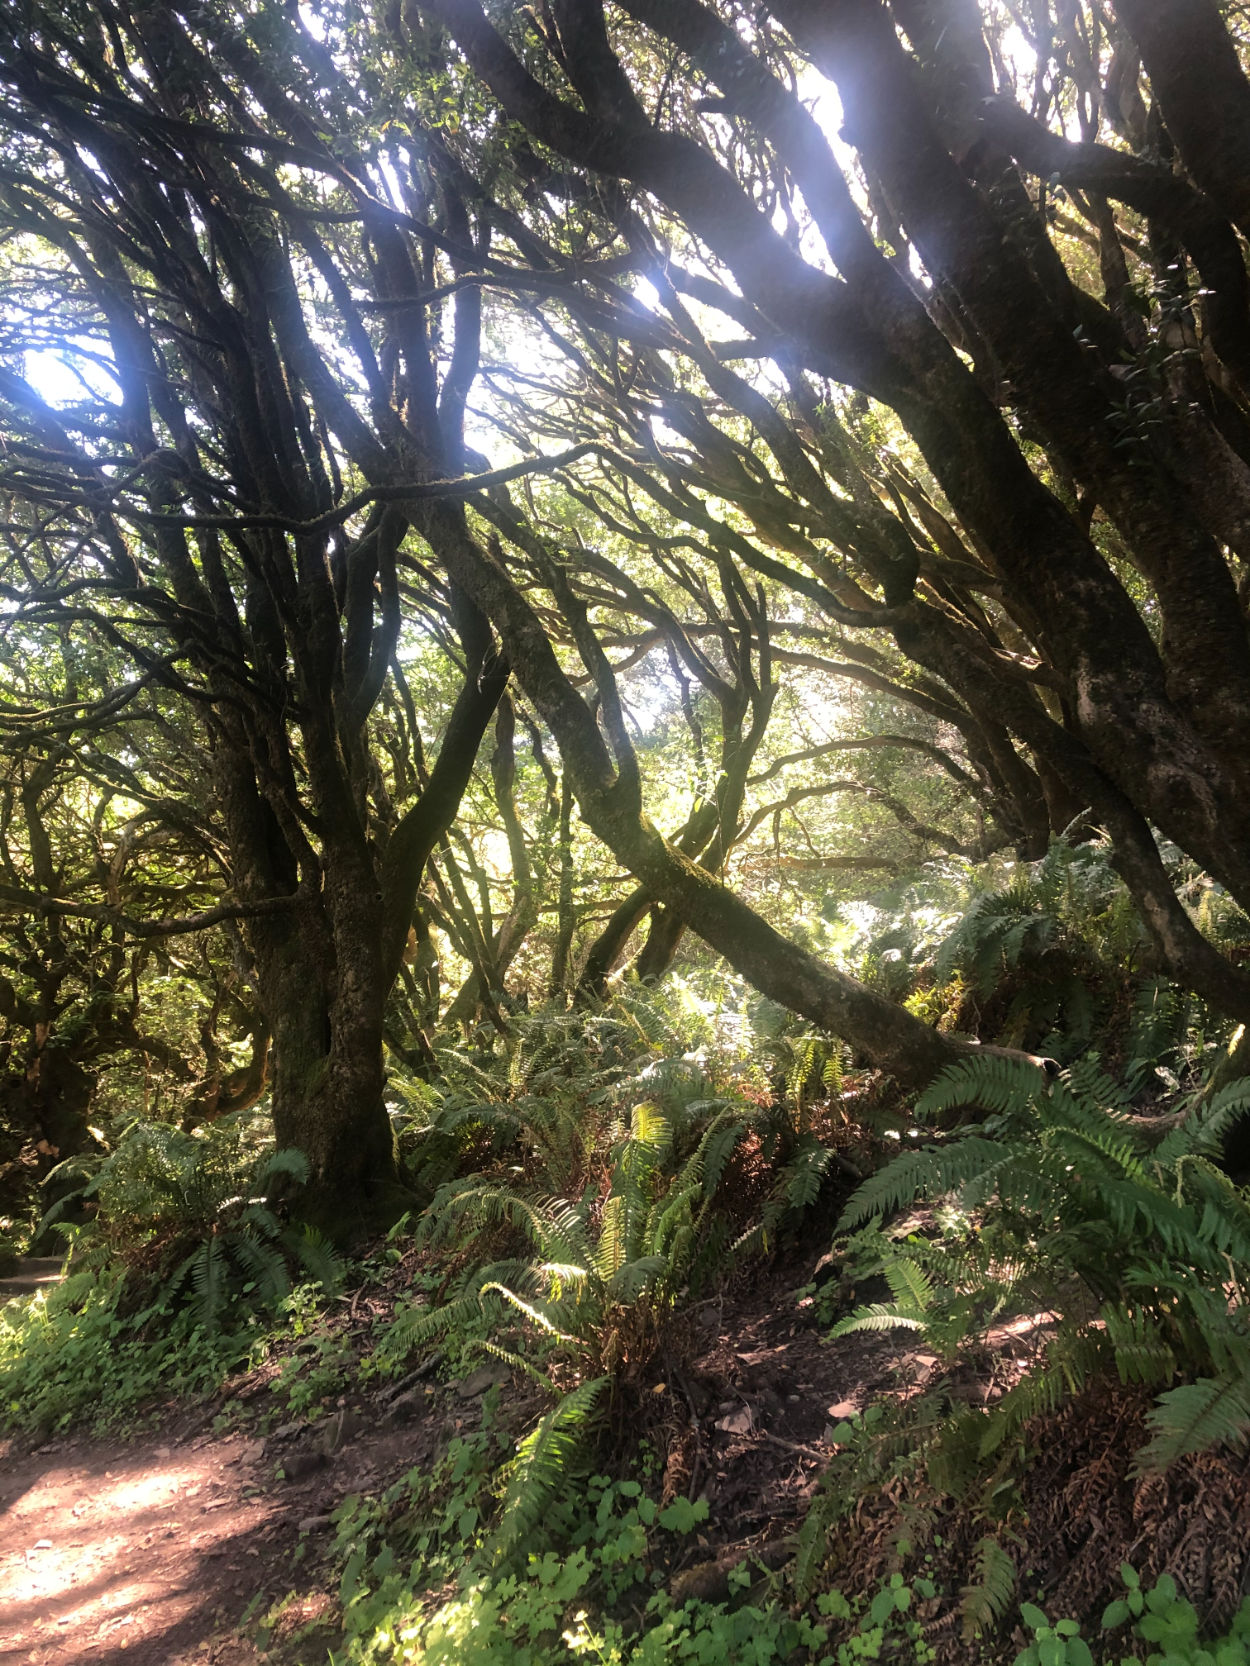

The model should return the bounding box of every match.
[0,1392,466,1666]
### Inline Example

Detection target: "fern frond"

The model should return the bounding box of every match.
[916,1056,1049,1123]
[253,1147,311,1192]
[229,1233,290,1306]
[980,1330,1111,1455]
[284,1227,344,1293]
[782,1142,834,1212]
[959,1535,1017,1640]
[828,1304,928,1337]
[1137,1373,1250,1471]
[839,1137,1011,1228]
[478,1280,576,1341]
[492,1376,610,1558]
[883,1255,936,1313]
[191,1238,224,1328]
[605,1255,667,1305]
[384,1291,492,1359]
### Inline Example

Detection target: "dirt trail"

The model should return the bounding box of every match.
[0,1252,923,1666]
[0,1387,453,1666]
[1,1428,275,1666]
[0,1264,65,1302]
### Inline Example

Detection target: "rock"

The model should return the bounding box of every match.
[280,1448,328,1481]
[319,1407,364,1455]
[380,1353,443,1400]
[383,1391,423,1425]
[454,1365,505,1399]
[714,1407,754,1436]
[669,1541,790,1605]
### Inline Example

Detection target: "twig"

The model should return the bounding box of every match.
[757,1428,828,1462]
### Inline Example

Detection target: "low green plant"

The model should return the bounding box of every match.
[0,1265,257,1433]
[324,1437,934,1666]
[1015,1602,1097,1666]
[44,1118,342,1328]
[831,1055,1250,1471]
[1015,1565,1250,1665]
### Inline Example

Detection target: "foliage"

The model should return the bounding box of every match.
[0,1266,255,1434]
[928,842,1136,1061]
[830,1057,1250,1474]
[44,1118,342,1328]
[1015,1565,1250,1666]
[380,1090,756,1555]
[326,1439,931,1666]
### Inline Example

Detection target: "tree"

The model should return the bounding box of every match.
[20,0,1250,1213]
[408,0,1250,1028]
[0,0,517,1223]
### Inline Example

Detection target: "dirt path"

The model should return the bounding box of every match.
[0,1249,916,1666]
[1,1427,275,1666]
[0,1264,65,1303]
[0,1395,453,1666]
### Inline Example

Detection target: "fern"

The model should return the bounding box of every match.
[491,1375,610,1558]
[44,1121,336,1329]
[835,1055,1250,1479]
[959,1535,1017,1640]
[1136,1372,1250,1471]
[915,1055,1050,1123]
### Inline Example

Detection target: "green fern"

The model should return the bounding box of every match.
[1136,1374,1250,1471]
[833,1057,1250,1477]
[959,1535,1017,1640]
[491,1375,610,1558]
[43,1122,337,1329]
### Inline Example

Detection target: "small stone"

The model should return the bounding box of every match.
[280,1449,328,1481]
[713,1407,753,1436]
[454,1366,503,1399]
[383,1391,421,1425]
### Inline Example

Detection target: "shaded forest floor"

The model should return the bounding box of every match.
[3,1242,1250,1666]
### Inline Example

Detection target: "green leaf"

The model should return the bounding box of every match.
[870,1587,896,1625]
[657,1497,708,1534]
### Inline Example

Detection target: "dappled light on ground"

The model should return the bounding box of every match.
[0,1433,272,1665]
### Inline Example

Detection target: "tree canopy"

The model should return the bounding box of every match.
[3,0,1250,1223]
